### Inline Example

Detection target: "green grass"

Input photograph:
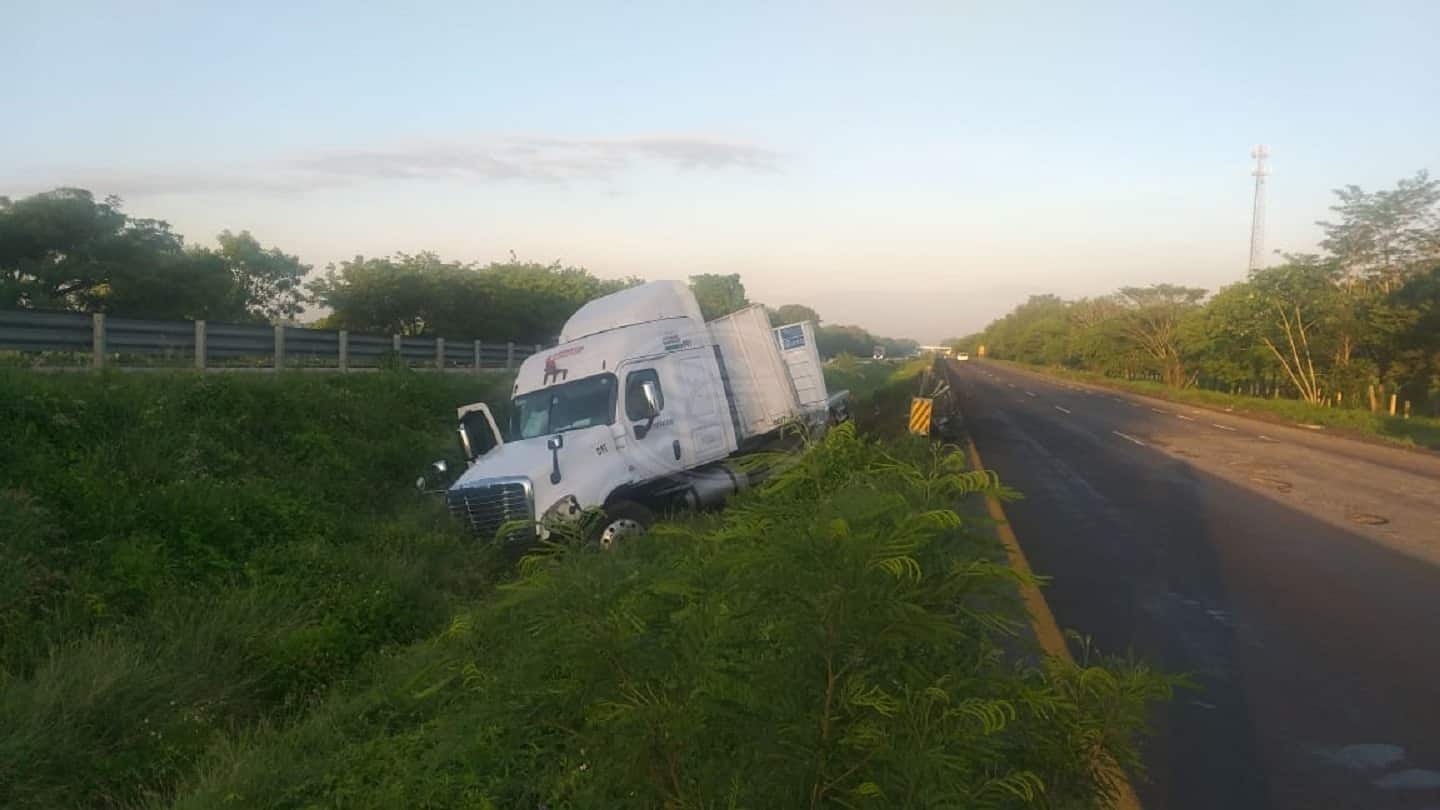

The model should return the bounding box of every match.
[0,369,513,808]
[159,423,1172,810]
[994,361,1440,451]
[2,363,1171,809]
[825,355,934,437]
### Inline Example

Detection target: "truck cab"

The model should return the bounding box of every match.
[446,281,836,546]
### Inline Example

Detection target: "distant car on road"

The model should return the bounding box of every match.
[955,352,970,361]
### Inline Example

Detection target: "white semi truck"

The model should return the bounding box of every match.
[444,280,847,547]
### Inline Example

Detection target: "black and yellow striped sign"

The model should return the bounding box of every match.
[908,397,933,435]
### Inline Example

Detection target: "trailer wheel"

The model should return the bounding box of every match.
[593,501,654,550]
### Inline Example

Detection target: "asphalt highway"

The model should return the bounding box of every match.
[947,360,1440,810]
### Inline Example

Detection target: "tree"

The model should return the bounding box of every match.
[818,324,879,359]
[1237,264,1342,404]
[1385,265,1440,412]
[0,188,311,322]
[308,252,460,337]
[1179,283,1273,392]
[963,168,1440,413]
[309,254,636,343]
[688,273,749,321]
[1115,284,1207,387]
[1319,171,1440,292]
[1,188,174,311]
[208,230,309,321]
[768,303,820,326]
[1066,296,1135,375]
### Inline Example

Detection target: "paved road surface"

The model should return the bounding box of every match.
[947,360,1440,810]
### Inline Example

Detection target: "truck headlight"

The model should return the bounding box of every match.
[541,495,583,527]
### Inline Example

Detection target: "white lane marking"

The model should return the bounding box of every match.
[1211,423,1238,432]
[1054,405,1072,414]
[1177,414,1195,421]
[1129,402,1142,408]
[1112,430,1147,447]
[1025,391,1037,397]
[1258,434,1279,443]
[1007,383,1016,388]
[1150,407,1168,414]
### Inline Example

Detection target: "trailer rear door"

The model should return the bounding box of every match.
[706,305,802,440]
[773,321,828,414]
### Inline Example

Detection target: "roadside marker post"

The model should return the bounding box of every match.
[909,397,933,435]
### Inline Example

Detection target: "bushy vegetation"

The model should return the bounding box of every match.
[824,355,933,435]
[0,369,512,808]
[1,190,309,321]
[310,254,642,344]
[3,191,920,355]
[957,171,1440,418]
[692,273,919,359]
[161,422,1170,810]
[2,365,1168,809]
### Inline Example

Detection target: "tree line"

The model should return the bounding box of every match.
[688,272,919,358]
[1,188,916,354]
[958,171,1440,415]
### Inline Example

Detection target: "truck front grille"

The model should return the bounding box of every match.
[446,479,535,542]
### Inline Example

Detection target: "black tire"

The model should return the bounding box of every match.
[591,500,655,550]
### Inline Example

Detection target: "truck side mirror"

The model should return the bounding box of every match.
[547,433,563,484]
[639,380,661,418]
[634,380,661,439]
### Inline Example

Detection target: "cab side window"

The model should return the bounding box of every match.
[625,369,665,420]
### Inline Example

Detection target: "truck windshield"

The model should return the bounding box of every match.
[510,374,618,440]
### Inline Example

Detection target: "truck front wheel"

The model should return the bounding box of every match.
[593,500,654,550]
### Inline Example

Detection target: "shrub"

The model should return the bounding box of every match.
[0,369,512,808]
[165,424,1172,809]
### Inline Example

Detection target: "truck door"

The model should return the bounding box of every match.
[456,402,503,464]
[619,350,729,480]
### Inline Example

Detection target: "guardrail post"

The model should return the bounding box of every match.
[392,333,402,366]
[435,337,445,370]
[338,330,349,372]
[91,313,106,369]
[534,343,542,357]
[274,325,286,370]
[473,339,482,372]
[194,320,206,370]
[506,341,515,369]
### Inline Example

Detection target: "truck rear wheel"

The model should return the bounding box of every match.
[593,501,654,550]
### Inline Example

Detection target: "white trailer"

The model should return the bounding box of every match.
[443,281,845,547]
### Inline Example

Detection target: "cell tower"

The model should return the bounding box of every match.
[1248,144,1269,271]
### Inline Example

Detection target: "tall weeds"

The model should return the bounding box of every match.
[0,369,512,808]
[167,423,1172,809]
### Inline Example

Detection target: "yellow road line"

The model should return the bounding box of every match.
[964,435,1144,810]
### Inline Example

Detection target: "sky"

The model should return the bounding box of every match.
[4,0,1439,342]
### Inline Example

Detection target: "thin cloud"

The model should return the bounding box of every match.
[5,135,783,197]
[291,136,782,183]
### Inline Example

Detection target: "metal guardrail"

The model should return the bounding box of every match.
[0,309,544,372]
